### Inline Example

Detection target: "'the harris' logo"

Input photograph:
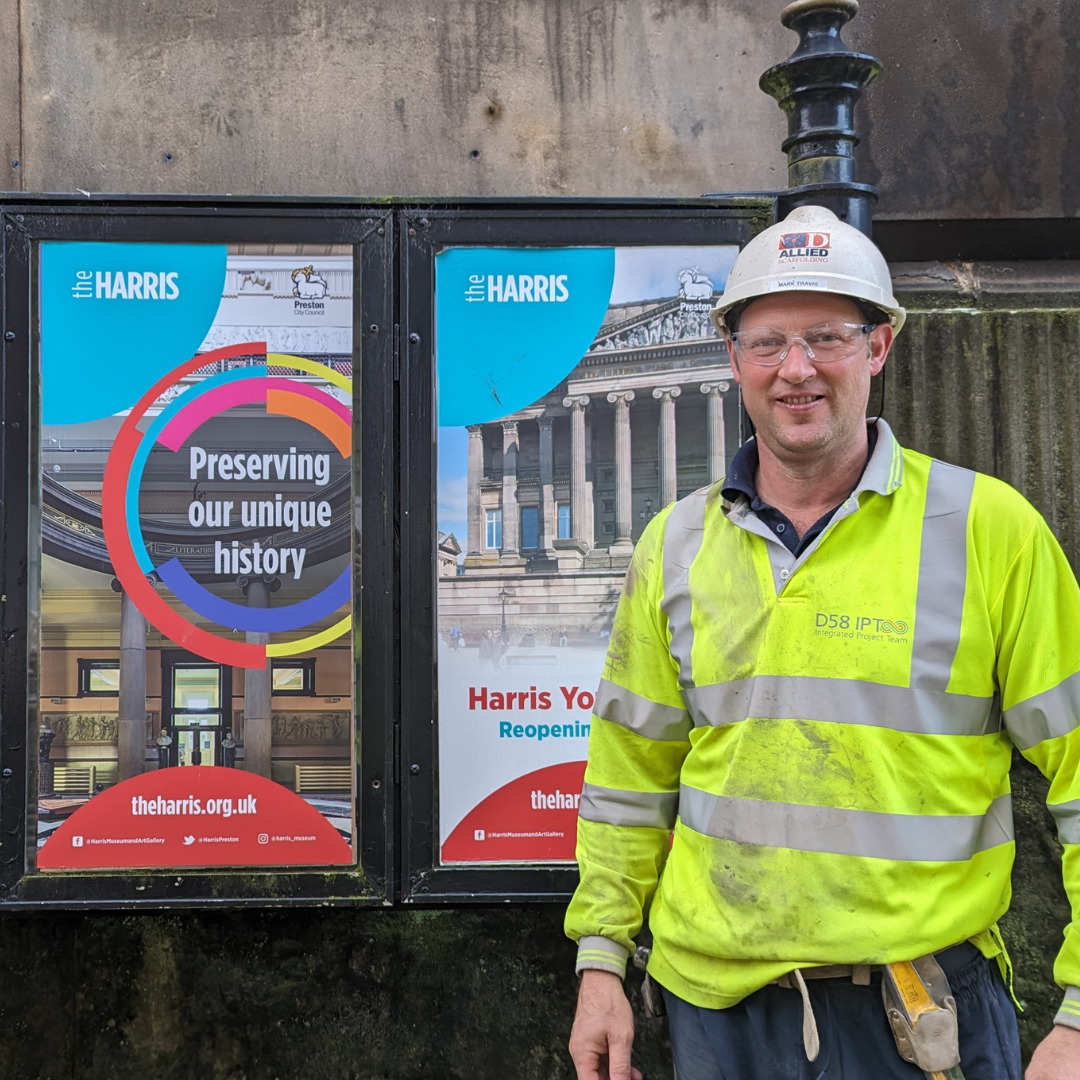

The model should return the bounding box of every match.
[71,269,181,300]
[101,342,352,669]
[462,273,570,303]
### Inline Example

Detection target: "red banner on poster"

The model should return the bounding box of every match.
[39,767,352,870]
[441,761,586,863]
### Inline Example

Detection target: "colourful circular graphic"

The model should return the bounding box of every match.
[102,343,352,668]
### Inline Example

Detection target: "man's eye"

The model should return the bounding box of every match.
[751,336,784,349]
[808,331,841,345]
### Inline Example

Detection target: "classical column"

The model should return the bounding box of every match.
[466,425,484,555]
[538,416,555,552]
[562,395,590,543]
[607,391,636,547]
[500,421,520,557]
[116,585,147,781]
[243,578,273,778]
[700,381,731,484]
[653,386,682,507]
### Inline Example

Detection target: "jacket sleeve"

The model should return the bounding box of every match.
[996,509,1080,1029]
[564,509,693,977]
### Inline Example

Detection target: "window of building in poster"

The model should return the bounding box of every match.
[34,243,356,872]
[435,245,739,864]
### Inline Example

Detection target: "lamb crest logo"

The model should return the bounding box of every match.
[677,267,715,301]
[291,265,328,300]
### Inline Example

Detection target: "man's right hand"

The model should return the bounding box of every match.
[569,969,644,1080]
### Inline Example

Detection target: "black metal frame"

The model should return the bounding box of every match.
[76,659,120,698]
[0,194,775,909]
[0,197,395,908]
[398,198,775,902]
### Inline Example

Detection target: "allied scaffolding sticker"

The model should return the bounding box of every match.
[434,244,739,864]
[37,243,356,871]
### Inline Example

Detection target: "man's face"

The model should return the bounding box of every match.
[728,291,893,466]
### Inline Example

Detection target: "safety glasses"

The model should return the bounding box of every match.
[729,322,876,366]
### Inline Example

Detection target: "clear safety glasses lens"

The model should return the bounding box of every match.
[730,322,875,366]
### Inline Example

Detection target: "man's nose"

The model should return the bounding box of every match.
[776,337,816,379]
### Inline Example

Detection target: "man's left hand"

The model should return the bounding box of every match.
[1026,1024,1080,1079]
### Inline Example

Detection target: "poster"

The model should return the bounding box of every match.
[35,244,356,870]
[435,244,739,864]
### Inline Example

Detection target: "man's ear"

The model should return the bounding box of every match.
[868,325,894,377]
[727,338,743,384]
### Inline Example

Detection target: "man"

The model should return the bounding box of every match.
[565,206,1080,1080]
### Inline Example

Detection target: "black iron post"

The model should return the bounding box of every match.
[759,0,881,236]
[38,724,56,796]
[498,587,511,645]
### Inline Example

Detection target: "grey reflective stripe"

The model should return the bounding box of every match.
[910,461,976,690]
[1003,671,1080,750]
[859,419,904,496]
[577,935,628,961]
[1056,986,1080,1031]
[594,679,691,742]
[683,675,996,736]
[1049,798,1080,845]
[576,935,629,976]
[661,487,710,689]
[579,782,679,830]
[678,785,1014,862]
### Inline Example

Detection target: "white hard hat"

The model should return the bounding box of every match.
[710,205,906,335]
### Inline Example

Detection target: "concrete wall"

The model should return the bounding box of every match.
[2,0,791,199]
[4,0,1078,218]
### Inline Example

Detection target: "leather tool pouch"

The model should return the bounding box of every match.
[632,945,667,1019]
[881,954,961,1072]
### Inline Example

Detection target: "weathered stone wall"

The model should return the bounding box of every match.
[3,1,1079,219]
[0,907,602,1080]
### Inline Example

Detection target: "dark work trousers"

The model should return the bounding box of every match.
[659,943,1022,1080]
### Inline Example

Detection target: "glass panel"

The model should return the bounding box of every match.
[171,714,220,729]
[520,507,538,549]
[557,503,571,540]
[486,510,502,549]
[435,243,740,865]
[176,729,216,767]
[272,665,305,693]
[87,666,120,693]
[173,668,220,710]
[35,240,358,873]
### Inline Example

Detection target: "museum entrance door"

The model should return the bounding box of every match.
[162,651,233,767]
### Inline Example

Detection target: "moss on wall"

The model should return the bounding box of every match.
[0,906,653,1080]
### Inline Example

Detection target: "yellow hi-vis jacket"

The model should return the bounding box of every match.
[565,422,1080,1029]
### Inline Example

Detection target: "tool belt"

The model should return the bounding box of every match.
[635,943,967,1075]
[772,948,965,1074]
